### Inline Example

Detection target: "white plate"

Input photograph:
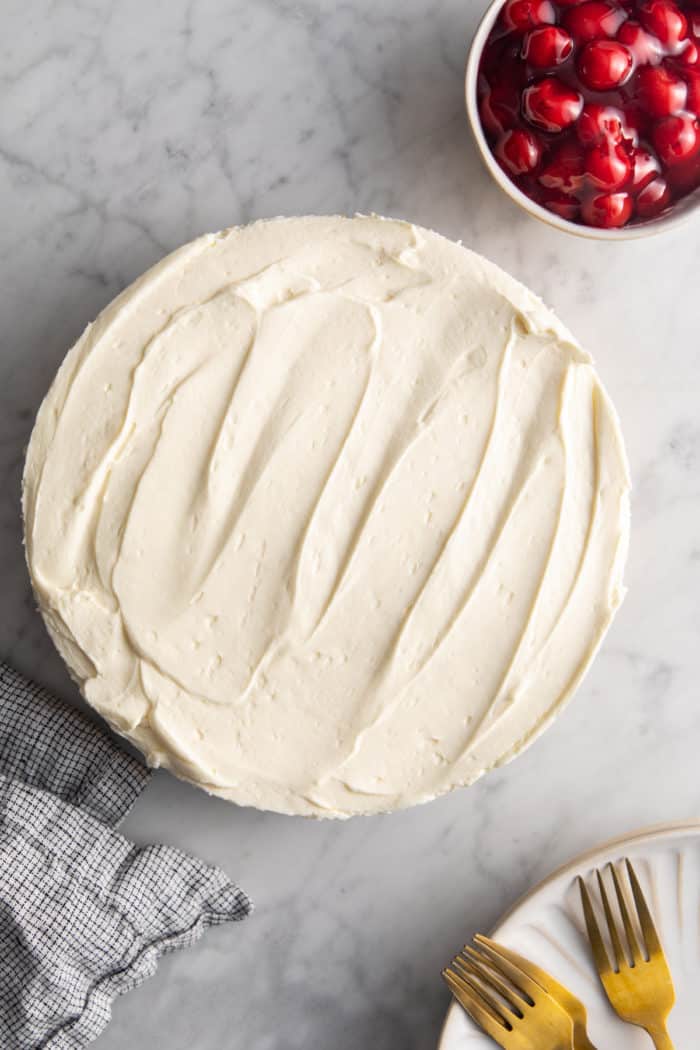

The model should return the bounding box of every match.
[439,822,700,1048]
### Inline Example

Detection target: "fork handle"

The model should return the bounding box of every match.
[648,1023,675,1050]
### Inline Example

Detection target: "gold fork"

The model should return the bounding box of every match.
[442,936,574,1049]
[578,858,676,1049]
[473,936,597,1050]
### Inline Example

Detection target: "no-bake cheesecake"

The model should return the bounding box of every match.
[23,215,630,817]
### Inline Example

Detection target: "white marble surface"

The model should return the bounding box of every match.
[2,1,699,1047]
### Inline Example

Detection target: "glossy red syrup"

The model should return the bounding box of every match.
[477,0,700,227]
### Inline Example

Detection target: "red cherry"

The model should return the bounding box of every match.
[522,78,584,131]
[638,1,688,50]
[585,141,633,188]
[635,175,672,215]
[479,78,520,134]
[578,39,634,89]
[636,65,688,116]
[684,68,700,112]
[565,2,628,44]
[581,190,634,226]
[576,103,626,145]
[629,146,661,189]
[522,26,575,66]
[616,21,663,65]
[676,38,700,66]
[480,35,520,78]
[503,0,556,31]
[652,112,700,164]
[495,128,544,174]
[539,141,587,191]
[541,190,581,220]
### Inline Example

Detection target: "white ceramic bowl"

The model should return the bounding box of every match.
[465,0,700,240]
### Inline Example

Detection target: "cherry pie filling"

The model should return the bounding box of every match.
[477,0,700,227]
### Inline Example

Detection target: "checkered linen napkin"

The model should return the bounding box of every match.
[0,661,252,1050]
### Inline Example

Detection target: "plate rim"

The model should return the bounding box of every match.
[437,818,700,1050]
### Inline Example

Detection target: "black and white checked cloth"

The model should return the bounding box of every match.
[0,661,252,1050]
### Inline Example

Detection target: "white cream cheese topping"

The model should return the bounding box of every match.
[23,216,630,818]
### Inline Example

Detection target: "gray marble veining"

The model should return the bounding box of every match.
[1,1,699,1048]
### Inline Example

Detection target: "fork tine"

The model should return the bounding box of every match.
[443,964,508,1024]
[443,965,514,1044]
[474,938,574,1004]
[608,862,643,964]
[472,936,539,1003]
[625,858,663,958]
[596,867,626,971]
[578,875,613,976]
[459,947,527,1014]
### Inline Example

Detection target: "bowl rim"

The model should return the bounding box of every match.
[464,0,700,241]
